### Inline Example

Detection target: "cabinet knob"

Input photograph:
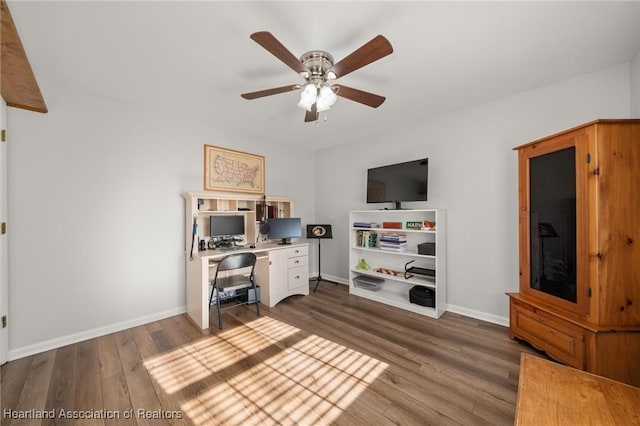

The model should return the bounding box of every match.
[295,275,300,280]
[294,260,299,264]
[295,249,300,254]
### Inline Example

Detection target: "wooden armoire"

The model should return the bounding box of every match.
[507,119,640,387]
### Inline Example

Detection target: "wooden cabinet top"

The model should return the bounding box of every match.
[515,353,640,426]
[513,119,640,151]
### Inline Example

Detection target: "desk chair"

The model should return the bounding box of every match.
[209,252,260,329]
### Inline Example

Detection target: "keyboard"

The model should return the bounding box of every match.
[218,245,247,251]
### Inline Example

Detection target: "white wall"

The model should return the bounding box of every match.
[315,62,632,324]
[633,2,640,117]
[6,61,634,357]
[7,79,315,358]
[632,49,640,116]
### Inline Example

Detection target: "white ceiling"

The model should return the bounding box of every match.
[10,1,640,150]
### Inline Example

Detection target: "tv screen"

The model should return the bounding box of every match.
[267,217,302,245]
[367,158,428,209]
[210,215,245,237]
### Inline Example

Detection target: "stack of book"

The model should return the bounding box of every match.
[356,230,378,248]
[378,232,407,251]
[353,222,379,228]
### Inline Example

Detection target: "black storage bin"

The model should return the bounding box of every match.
[409,286,435,307]
[418,242,436,256]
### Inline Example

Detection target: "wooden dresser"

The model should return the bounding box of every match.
[508,119,640,387]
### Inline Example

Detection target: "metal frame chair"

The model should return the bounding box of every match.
[209,252,260,329]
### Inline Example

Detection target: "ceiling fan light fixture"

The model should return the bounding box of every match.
[297,83,318,111]
[242,32,393,122]
[316,85,337,112]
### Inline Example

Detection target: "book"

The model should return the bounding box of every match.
[354,222,371,228]
[380,237,407,243]
[379,245,407,251]
[382,221,403,229]
[380,241,407,247]
[379,232,407,243]
[356,230,378,248]
[353,222,379,228]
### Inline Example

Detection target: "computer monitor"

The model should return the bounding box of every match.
[210,215,245,240]
[267,217,302,245]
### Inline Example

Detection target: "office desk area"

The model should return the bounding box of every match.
[185,241,309,331]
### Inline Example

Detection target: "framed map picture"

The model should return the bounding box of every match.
[204,145,265,194]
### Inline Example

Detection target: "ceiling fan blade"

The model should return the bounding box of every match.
[304,104,318,122]
[334,85,386,108]
[241,85,299,100]
[250,31,309,76]
[327,35,393,79]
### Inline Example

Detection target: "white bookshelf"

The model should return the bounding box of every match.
[348,209,446,318]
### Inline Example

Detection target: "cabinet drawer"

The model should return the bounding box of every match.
[288,266,309,291]
[511,302,585,369]
[287,245,308,258]
[288,255,308,269]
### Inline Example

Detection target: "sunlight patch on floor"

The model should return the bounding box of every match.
[143,316,299,394]
[144,316,388,425]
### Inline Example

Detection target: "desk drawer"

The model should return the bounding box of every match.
[288,266,309,291]
[288,255,308,269]
[511,300,585,369]
[287,246,308,258]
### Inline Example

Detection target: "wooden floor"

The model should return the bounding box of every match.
[2,283,544,425]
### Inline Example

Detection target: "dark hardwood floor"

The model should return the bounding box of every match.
[1,283,543,425]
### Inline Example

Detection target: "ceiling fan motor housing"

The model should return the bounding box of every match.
[300,51,335,80]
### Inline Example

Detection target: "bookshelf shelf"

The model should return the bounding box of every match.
[349,209,446,318]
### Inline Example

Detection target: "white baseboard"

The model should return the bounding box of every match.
[310,275,508,326]
[8,306,186,361]
[446,304,509,327]
[309,272,348,286]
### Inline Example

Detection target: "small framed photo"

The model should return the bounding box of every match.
[203,145,265,194]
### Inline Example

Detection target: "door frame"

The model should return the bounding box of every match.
[1,99,8,364]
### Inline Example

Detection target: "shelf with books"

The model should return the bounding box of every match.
[349,209,446,319]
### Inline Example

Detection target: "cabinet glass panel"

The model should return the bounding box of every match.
[529,147,577,303]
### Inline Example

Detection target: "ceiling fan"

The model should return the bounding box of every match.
[241,31,393,122]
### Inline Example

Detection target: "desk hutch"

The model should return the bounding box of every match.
[183,192,309,331]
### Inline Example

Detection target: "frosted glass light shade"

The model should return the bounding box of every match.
[316,85,337,112]
[297,84,318,111]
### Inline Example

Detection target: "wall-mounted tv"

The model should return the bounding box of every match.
[367,158,428,209]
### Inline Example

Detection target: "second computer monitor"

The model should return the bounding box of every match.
[267,217,302,245]
[210,215,245,239]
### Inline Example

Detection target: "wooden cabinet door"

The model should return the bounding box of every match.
[268,249,288,299]
[517,128,591,317]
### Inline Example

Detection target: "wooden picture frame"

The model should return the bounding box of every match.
[203,145,265,194]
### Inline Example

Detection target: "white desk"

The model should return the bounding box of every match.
[185,241,309,331]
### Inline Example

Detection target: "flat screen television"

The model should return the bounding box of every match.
[367,158,428,209]
[267,217,302,245]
